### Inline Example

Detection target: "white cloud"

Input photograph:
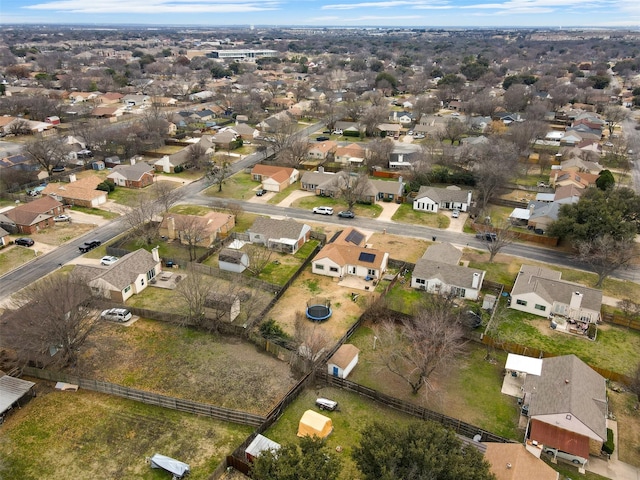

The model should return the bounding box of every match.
[24,0,281,14]
[322,0,449,11]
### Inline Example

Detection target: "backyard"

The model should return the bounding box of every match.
[0,387,253,480]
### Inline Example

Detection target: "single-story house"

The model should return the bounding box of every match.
[334,143,366,165]
[523,355,607,460]
[91,106,125,118]
[300,170,337,196]
[76,248,161,303]
[510,264,602,323]
[368,178,405,203]
[251,164,299,192]
[41,174,108,208]
[413,186,472,213]
[376,123,401,137]
[122,94,150,106]
[312,228,388,281]
[307,141,337,161]
[559,157,603,175]
[411,242,485,300]
[106,163,155,188]
[210,130,238,150]
[0,227,10,246]
[159,212,235,247]
[154,148,192,174]
[327,344,360,379]
[553,184,583,205]
[218,248,249,273]
[247,217,310,254]
[297,410,332,439]
[0,195,64,234]
[551,170,598,189]
[526,202,561,232]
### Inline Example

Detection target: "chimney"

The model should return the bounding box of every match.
[398,175,403,184]
[472,272,481,289]
[69,173,77,183]
[151,246,160,263]
[131,157,136,165]
[318,166,324,173]
[569,291,583,310]
[467,190,472,208]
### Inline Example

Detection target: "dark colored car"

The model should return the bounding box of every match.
[255,188,267,196]
[475,232,497,242]
[15,237,35,247]
[337,210,355,218]
[79,239,101,253]
[51,165,65,173]
[316,136,330,141]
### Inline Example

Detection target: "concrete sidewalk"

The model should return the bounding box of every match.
[587,420,640,480]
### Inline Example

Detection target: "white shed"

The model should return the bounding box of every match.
[327,344,360,379]
[218,248,249,273]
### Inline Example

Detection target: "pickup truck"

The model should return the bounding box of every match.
[79,239,101,253]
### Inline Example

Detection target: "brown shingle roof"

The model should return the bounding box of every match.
[328,344,359,369]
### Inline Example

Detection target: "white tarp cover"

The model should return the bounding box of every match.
[505,353,543,376]
[0,375,35,415]
[150,453,190,477]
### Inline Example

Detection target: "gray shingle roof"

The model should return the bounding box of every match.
[75,249,158,290]
[413,260,485,290]
[525,355,607,440]
[421,242,462,265]
[415,185,470,204]
[248,217,307,242]
[219,248,245,264]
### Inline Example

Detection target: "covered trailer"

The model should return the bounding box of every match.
[297,410,333,439]
[149,453,190,478]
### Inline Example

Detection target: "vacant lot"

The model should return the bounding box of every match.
[0,387,253,480]
[75,319,296,415]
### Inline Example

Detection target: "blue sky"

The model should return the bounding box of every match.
[1,0,639,28]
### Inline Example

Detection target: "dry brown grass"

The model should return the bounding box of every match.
[609,389,640,467]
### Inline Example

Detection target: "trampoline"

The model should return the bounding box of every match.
[306,298,332,322]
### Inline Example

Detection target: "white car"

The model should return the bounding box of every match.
[101,308,132,323]
[451,209,460,218]
[54,214,70,222]
[101,255,119,266]
[313,206,334,215]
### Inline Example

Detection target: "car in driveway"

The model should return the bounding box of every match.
[54,214,70,222]
[451,209,460,218]
[51,164,65,173]
[313,206,334,215]
[255,188,267,196]
[100,255,119,266]
[101,308,132,323]
[15,237,35,247]
[337,210,355,218]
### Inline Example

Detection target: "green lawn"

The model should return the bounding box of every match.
[0,389,252,480]
[0,245,37,276]
[267,182,300,205]
[203,172,257,200]
[392,203,450,228]
[291,196,383,218]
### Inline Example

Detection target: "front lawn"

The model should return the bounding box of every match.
[292,196,383,218]
[392,203,450,228]
[203,172,257,200]
[0,245,36,276]
[0,388,252,480]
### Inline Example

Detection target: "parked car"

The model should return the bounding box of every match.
[79,239,101,253]
[414,134,425,139]
[337,210,355,218]
[537,182,549,188]
[315,398,338,411]
[475,232,497,242]
[332,129,343,135]
[15,237,35,247]
[543,448,587,466]
[101,308,132,323]
[100,255,119,266]
[54,214,70,222]
[255,188,267,196]
[51,165,65,173]
[451,209,460,218]
[316,136,330,141]
[313,206,334,215]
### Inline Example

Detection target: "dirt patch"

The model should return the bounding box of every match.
[265,269,373,341]
[367,233,431,263]
[31,222,96,247]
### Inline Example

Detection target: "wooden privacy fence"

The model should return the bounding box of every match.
[22,367,265,427]
[601,312,640,332]
[316,372,513,444]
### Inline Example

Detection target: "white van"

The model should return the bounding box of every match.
[544,447,587,466]
[101,308,132,323]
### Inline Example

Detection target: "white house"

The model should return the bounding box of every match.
[510,265,602,323]
[218,248,249,273]
[411,243,485,300]
[413,186,472,213]
[247,217,311,254]
[327,344,360,379]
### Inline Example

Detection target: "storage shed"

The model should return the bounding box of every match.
[245,434,281,462]
[0,374,36,420]
[327,344,360,379]
[297,410,333,439]
[218,248,249,273]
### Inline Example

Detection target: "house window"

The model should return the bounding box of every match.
[516,299,528,306]
[451,287,466,297]
[329,267,339,272]
[367,269,376,275]
[124,285,131,293]
[316,264,324,270]
[147,269,156,280]
[535,304,546,311]
[415,278,426,285]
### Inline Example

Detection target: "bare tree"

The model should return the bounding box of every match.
[7,118,31,136]
[478,221,516,263]
[365,137,394,168]
[187,142,211,171]
[293,312,332,373]
[359,105,388,137]
[123,193,162,245]
[174,215,206,261]
[245,244,273,277]
[438,118,467,145]
[603,106,631,137]
[175,267,216,326]
[152,181,185,214]
[503,84,531,112]
[23,135,71,175]
[206,159,231,192]
[278,136,310,167]
[375,295,466,395]
[9,272,103,368]
[575,235,638,287]
[508,120,547,157]
[618,298,640,328]
[331,169,371,210]
[472,139,520,212]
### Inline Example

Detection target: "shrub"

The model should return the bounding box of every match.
[587,323,597,340]
[174,165,184,173]
[343,129,360,137]
[602,428,615,455]
[97,179,116,192]
[259,318,290,341]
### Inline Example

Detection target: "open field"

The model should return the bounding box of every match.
[75,318,296,415]
[0,387,253,480]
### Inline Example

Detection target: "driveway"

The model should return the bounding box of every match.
[586,420,640,480]
[376,201,401,221]
[276,190,316,208]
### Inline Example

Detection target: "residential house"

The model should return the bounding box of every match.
[493,112,523,125]
[0,227,9,246]
[159,212,235,247]
[527,202,561,232]
[107,163,155,188]
[312,227,389,281]
[368,178,405,203]
[96,92,124,104]
[218,248,249,273]
[153,148,193,173]
[41,174,107,208]
[334,143,366,165]
[553,184,583,205]
[0,195,64,234]
[247,217,311,254]
[257,110,296,132]
[327,344,360,379]
[189,90,215,102]
[559,157,603,174]
[411,242,486,300]
[510,264,602,323]
[299,170,337,196]
[251,164,299,193]
[550,170,598,189]
[69,91,100,103]
[77,248,161,303]
[483,443,559,480]
[122,94,150,106]
[210,129,238,150]
[389,111,414,125]
[376,123,401,137]
[413,186,472,213]
[307,141,337,161]
[91,105,125,118]
[231,123,260,141]
[523,355,607,460]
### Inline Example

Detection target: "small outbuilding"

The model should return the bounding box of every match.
[149,453,190,478]
[218,248,249,273]
[327,344,360,379]
[0,374,36,420]
[297,410,333,439]
[245,434,281,462]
